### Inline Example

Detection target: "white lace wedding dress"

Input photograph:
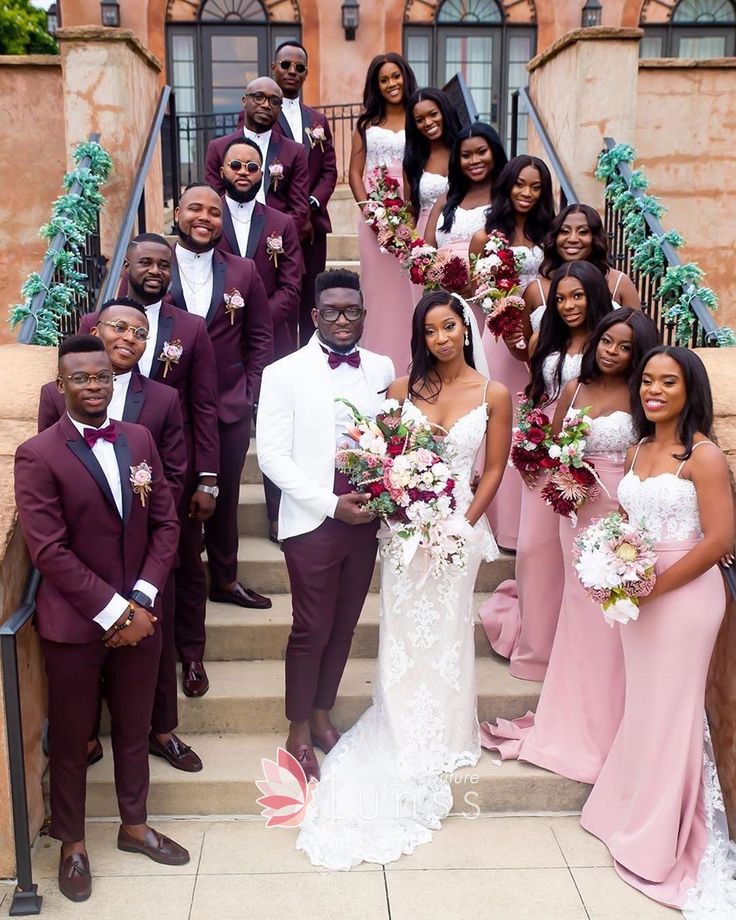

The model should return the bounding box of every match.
[296,399,498,869]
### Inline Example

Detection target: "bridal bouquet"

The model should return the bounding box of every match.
[573,512,657,626]
[510,394,556,485]
[335,398,470,578]
[470,231,527,347]
[541,408,607,526]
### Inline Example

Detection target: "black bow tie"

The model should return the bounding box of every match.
[83,422,118,449]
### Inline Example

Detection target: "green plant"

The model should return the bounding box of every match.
[0,0,58,55]
[10,140,113,345]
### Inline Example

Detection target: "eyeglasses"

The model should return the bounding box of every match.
[65,371,115,387]
[317,307,364,323]
[98,319,150,342]
[276,60,307,75]
[226,159,260,174]
[245,91,282,109]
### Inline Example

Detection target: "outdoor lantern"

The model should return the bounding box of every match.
[342,0,360,41]
[581,0,603,27]
[46,3,58,36]
[100,0,121,28]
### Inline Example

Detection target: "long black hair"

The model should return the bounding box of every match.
[527,261,613,406]
[409,290,475,403]
[631,345,714,460]
[403,88,460,214]
[439,122,507,233]
[484,155,555,245]
[579,308,660,384]
[356,53,417,138]
[539,203,610,279]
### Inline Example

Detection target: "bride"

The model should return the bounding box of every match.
[296,291,512,869]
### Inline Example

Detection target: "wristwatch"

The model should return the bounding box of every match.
[197,484,220,498]
[129,590,153,610]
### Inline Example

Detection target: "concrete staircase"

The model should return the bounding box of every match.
[82,450,591,819]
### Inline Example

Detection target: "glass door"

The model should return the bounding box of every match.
[202,26,268,114]
[438,29,502,127]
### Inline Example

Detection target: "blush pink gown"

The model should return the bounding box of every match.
[581,441,734,912]
[410,171,449,307]
[479,351,582,681]
[481,405,636,783]
[359,126,415,377]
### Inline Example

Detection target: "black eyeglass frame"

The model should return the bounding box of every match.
[316,307,365,323]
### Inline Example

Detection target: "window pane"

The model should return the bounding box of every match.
[211,35,259,59]
[506,35,531,151]
[672,0,736,23]
[438,0,503,23]
[406,34,430,87]
[200,0,267,21]
[639,35,664,57]
[677,34,727,56]
[212,62,254,87]
[444,36,493,122]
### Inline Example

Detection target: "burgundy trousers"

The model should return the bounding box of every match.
[174,460,208,665]
[282,477,377,722]
[151,575,178,734]
[298,233,327,347]
[42,626,162,842]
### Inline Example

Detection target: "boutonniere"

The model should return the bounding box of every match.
[158,339,183,378]
[269,160,284,190]
[304,125,326,152]
[130,461,153,507]
[224,288,245,325]
[266,233,284,267]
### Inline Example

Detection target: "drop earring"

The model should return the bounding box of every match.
[464,327,470,346]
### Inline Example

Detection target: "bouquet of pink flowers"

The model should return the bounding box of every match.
[573,512,657,626]
[335,398,470,577]
[362,166,416,256]
[470,231,527,346]
[510,394,556,484]
[541,407,607,525]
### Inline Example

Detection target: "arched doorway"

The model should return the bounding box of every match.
[640,0,736,57]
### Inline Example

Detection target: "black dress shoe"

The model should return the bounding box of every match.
[86,738,103,768]
[209,581,272,610]
[149,733,203,772]
[182,661,209,697]
[58,852,92,902]
[117,827,190,866]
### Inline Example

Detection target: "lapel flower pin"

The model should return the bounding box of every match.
[130,461,153,508]
[266,233,284,268]
[158,339,183,378]
[305,125,326,152]
[269,160,284,190]
[224,288,245,325]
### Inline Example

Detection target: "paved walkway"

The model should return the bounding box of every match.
[1,814,677,919]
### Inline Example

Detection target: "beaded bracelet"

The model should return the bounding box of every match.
[113,603,136,631]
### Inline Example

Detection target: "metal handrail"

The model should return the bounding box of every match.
[0,567,43,915]
[602,137,722,348]
[16,133,102,345]
[98,85,173,305]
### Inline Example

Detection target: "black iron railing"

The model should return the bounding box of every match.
[0,568,43,916]
[601,137,723,349]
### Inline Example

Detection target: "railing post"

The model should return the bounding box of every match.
[510,90,519,159]
[137,189,147,235]
[168,91,180,214]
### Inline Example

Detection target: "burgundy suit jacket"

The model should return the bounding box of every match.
[38,373,188,507]
[78,304,220,477]
[14,416,179,644]
[205,128,310,232]
[165,249,273,423]
[216,199,302,359]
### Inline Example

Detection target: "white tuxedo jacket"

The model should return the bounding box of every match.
[256,335,395,540]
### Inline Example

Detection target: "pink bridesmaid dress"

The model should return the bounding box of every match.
[359,125,415,376]
[482,395,636,783]
[410,171,449,307]
[581,440,735,912]
[479,351,582,680]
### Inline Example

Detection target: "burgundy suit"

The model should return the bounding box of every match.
[14,417,179,841]
[166,248,273,595]
[205,128,310,233]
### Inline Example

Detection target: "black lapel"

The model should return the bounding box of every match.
[169,261,187,311]
[265,134,280,191]
[206,252,227,327]
[151,308,174,380]
[113,431,133,524]
[277,111,294,141]
[66,435,119,514]
[246,205,266,260]
[301,103,313,142]
[123,373,144,424]
[222,205,240,256]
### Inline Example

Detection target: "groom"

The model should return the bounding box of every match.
[257,269,394,780]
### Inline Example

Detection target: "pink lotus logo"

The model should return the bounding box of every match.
[255,747,318,828]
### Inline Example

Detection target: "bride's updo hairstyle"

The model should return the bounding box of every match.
[579,308,660,385]
[409,290,474,402]
[631,345,714,461]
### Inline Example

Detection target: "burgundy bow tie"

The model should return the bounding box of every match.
[323,348,361,370]
[83,422,118,449]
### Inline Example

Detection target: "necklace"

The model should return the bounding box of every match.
[178,263,213,294]
[229,207,253,225]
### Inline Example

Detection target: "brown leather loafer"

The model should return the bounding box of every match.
[286,742,320,783]
[149,733,203,772]
[58,852,92,902]
[117,827,190,866]
[86,738,103,768]
[209,581,272,610]
[311,729,341,755]
[182,661,209,697]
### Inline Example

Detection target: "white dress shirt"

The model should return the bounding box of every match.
[67,413,158,629]
[281,96,303,146]
[243,127,271,204]
[138,300,161,378]
[108,370,131,421]
[323,343,377,451]
[176,244,213,319]
[225,194,255,257]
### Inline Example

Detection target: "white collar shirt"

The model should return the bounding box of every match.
[138,300,161,378]
[225,194,256,257]
[108,371,132,422]
[319,342,374,449]
[281,97,303,146]
[176,244,213,319]
[243,127,270,204]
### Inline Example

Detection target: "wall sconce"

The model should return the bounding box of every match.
[342,0,360,42]
[46,3,58,36]
[581,0,603,27]
[100,0,121,28]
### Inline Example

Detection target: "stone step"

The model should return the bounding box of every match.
[205,594,496,661]
[326,233,359,261]
[236,536,515,595]
[326,185,359,236]
[82,732,590,817]
[243,449,261,484]
[325,259,361,272]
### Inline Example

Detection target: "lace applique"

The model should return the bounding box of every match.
[435,205,487,247]
[419,172,448,212]
[433,640,461,692]
[364,125,405,173]
[584,412,637,460]
[542,352,583,402]
[511,245,543,292]
[618,473,703,542]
